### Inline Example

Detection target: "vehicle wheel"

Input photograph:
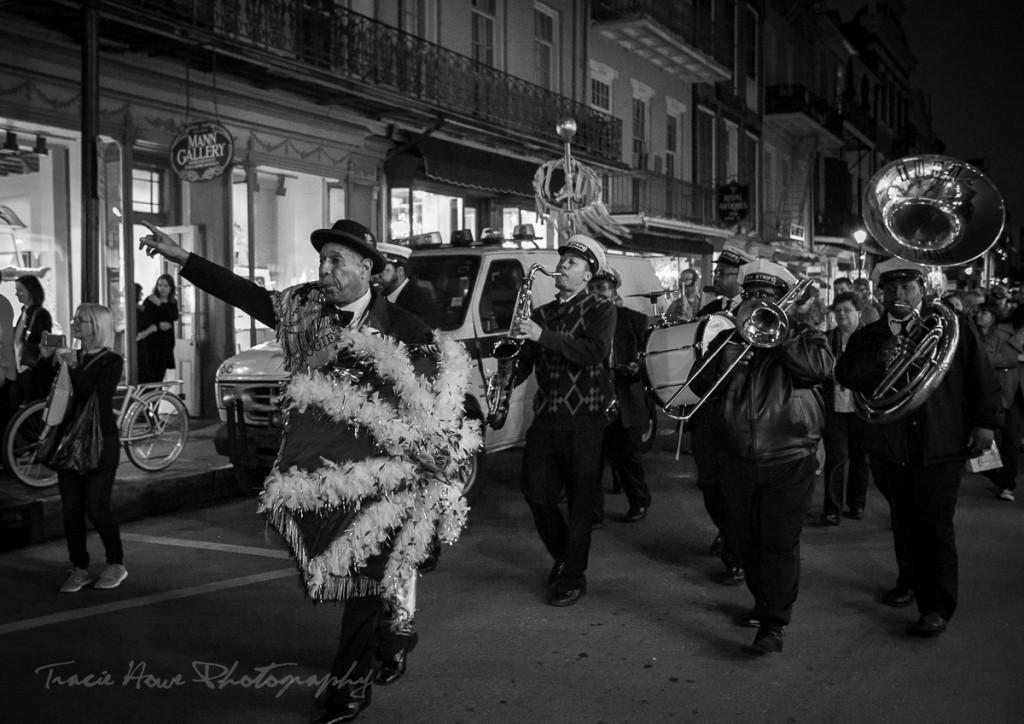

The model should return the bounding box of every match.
[122,391,190,471]
[640,400,658,452]
[234,465,270,496]
[2,401,58,488]
[460,447,486,505]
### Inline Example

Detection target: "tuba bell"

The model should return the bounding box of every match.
[853,155,1005,423]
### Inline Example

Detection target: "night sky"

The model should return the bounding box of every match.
[829,0,1024,228]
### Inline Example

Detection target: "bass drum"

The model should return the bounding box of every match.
[642,314,735,413]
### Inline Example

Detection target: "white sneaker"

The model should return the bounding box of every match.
[999,489,1015,502]
[60,568,92,593]
[94,564,128,589]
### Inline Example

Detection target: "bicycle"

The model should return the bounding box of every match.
[2,380,190,488]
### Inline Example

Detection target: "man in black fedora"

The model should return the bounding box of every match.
[139,218,479,723]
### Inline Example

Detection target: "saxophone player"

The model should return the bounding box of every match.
[512,234,616,607]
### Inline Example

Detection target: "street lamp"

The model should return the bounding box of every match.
[853,229,867,278]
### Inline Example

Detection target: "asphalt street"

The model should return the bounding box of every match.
[2,426,1023,724]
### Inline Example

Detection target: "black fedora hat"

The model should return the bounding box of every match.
[310,220,386,274]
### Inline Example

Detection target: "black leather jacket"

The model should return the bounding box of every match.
[709,323,833,464]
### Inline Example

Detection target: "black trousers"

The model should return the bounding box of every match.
[322,595,417,711]
[691,412,740,569]
[595,416,651,518]
[720,453,816,626]
[822,410,871,515]
[872,457,962,620]
[57,434,123,569]
[521,415,605,585]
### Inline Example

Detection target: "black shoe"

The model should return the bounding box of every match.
[376,646,412,686]
[709,534,724,557]
[844,508,864,520]
[623,505,648,523]
[546,560,566,589]
[312,698,370,724]
[592,518,605,530]
[821,513,840,526]
[549,581,586,607]
[881,587,915,608]
[717,566,745,586]
[744,622,785,655]
[907,612,947,637]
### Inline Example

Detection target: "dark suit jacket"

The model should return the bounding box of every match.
[835,311,1001,465]
[612,305,649,429]
[393,280,435,318]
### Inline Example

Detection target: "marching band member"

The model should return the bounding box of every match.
[139,220,479,723]
[691,246,755,586]
[513,234,615,607]
[712,260,833,654]
[835,258,1000,638]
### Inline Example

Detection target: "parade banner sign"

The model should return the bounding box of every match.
[170,121,233,182]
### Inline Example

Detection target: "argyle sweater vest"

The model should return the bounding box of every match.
[530,293,613,418]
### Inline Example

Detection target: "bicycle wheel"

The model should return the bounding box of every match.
[2,401,58,488]
[121,391,190,472]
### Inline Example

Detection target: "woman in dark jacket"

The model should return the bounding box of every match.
[53,303,127,593]
[137,274,179,383]
[12,274,55,407]
[820,291,870,524]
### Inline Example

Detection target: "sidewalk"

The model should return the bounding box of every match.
[0,417,240,551]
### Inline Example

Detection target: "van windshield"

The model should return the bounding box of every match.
[407,255,480,331]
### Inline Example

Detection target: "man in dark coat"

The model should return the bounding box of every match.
[139,219,478,723]
[690,245,755,586]
[836,257,1001,638]
[589,266,652,524]
[711,259,832,655]
[379,255,434,314]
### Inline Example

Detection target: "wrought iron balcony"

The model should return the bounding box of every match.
[12,0,621,162]
[602,170,717,227]
[593,0,732,83]
[765,85,843,145]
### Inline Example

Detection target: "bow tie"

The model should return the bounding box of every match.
[331,309,355,327]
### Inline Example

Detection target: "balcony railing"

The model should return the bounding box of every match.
[842,105,877,143]
[593,0,732,70]
[603,171,717,227]
[90,0,622,160]
[766,85,843,138]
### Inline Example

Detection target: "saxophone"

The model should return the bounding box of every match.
[484,263,560,429]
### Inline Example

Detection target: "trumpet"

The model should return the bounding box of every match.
[484,263,560,429]
[656,277,815,421]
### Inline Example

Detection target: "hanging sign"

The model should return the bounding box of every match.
[717,182,750,223]
[169,121,234,182]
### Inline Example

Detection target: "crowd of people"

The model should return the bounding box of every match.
[24,213,1016,721]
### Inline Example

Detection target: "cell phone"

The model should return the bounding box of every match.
[42,333,65,347]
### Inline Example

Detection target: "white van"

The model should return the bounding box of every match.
[214,241,667,498]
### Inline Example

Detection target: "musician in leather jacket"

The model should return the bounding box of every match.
[835,258,1001,638]
[709,260,833,655]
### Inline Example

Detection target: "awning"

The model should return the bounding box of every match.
[617,229,718,257]
[771,240,823,264]
[412,138,538,199]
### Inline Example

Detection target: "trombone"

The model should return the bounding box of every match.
[659,277,815,421]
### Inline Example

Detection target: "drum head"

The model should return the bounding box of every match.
[642,314,735,408]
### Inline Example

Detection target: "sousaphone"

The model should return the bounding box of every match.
[854,155,1005,422]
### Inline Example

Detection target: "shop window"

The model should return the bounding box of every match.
[132,168,162,214]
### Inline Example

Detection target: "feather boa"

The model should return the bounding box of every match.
[260,328,481,601]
